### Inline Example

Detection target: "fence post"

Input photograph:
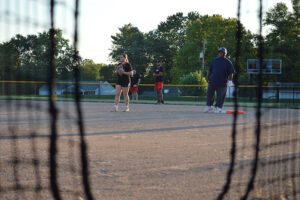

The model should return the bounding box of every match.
[276,85,280,103]
[250,75,253,102]
[293,87,295,104]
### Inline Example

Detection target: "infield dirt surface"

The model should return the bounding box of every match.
[1,101,299,200]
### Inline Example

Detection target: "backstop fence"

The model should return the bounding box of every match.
[0,0,299,200]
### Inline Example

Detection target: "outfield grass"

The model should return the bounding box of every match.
[1,95,299,109]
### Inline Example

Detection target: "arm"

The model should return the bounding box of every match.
[153,72,163,77]
[227,73,233,86]
[119,64,133,76]
[121,71,133,76]
[206,71,211,82]
[206,61,213,82]
[153,67,164,77]
[227,60,234,81]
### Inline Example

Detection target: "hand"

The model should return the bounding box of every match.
[205,77,210,83]
[118,69,124,75]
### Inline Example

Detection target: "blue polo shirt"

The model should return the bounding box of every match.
[209,57,234,87]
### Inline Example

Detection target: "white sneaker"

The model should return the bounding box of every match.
[203,106,213,113]
[111,105,118,112]
[214,107,223,113]
[123,106,130,112]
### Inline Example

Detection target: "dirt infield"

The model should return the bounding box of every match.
[0,101,299,200]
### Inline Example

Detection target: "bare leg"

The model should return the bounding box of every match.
[114,85,122,108]
[122,87,130,107]
[158,89,163,102]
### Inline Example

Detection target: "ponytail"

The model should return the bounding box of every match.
[122,53,129,63]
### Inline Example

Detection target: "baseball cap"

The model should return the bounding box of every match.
[218,47,227,55]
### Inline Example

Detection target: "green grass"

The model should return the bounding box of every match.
[0,95,299,109]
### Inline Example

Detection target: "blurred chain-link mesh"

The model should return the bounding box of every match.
[0,0,299,200]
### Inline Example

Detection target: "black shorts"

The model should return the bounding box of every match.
[116,80,130,87]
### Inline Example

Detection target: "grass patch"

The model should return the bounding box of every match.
[0,95,299,109]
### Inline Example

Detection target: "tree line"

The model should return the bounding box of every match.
[0,1,299,87]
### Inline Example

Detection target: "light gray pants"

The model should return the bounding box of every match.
[206,84,227,108]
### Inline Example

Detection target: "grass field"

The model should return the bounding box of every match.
[0,95,299,109]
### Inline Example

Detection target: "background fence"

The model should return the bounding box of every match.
[1,81,299,107]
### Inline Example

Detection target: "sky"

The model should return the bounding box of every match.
[0,0,293,64]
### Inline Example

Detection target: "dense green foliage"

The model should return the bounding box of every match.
[263,0,300,82]
[79,59,104,81]
[173,15,255,83]
[0,29,77,81]
[178,71,207,96]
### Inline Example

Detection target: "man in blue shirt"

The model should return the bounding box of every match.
[204,47,234,113]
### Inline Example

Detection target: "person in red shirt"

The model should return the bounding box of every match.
[113,53,133,112]
[153,60,164,104]
[130,70,141,101]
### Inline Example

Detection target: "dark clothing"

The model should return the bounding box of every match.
[154,66,164,83]
[209,58,234,87]
[130,73,140,86]
[116,62,132,87]
[206,84,227,108]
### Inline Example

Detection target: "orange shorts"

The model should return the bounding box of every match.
[154,82,163,90]
[130,86,138,92]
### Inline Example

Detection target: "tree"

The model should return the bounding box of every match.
[178,71,207,96]
[173,15,255,83]
[263,0,300,82]
[109,12,202,84]
[0,42,19,81]
[99,64,115,83]
[0,29,78,81]
[147,12,202,83]
[79,59,104,81]
[110,24,149,79]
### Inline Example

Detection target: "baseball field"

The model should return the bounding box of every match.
[0,100,299,200]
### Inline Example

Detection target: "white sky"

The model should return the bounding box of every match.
[0,0,293,64]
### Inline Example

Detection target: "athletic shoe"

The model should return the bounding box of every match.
[203,106,213,113]
[155,101,161,105]
[123,107,130,112]
[111,105,118,112]
[214,107,223,113]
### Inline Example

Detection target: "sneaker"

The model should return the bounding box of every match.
[123,107,130,112]
[203,106,213,113]
[111,105,118,112]
[214,107,223,113]
[155,101,161,105]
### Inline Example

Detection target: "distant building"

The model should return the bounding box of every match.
[38,81,115,96]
